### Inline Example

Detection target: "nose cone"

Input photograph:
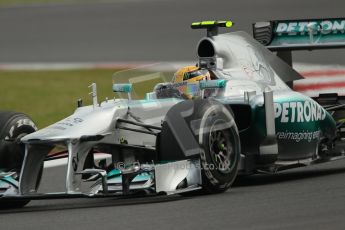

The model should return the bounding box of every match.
[21,105,116,143]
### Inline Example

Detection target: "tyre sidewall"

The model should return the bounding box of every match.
[0,112,38,208]
[0,112,37,173]
[193,100,240,192]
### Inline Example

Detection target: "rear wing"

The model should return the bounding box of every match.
[253,18,345,65]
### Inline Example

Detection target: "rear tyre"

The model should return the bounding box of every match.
[194,100,240,193]
[0,111,39,208]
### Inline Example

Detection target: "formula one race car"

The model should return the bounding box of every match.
[1,18,345,208]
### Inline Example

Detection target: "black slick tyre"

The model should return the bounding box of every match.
[193,99,240,193]
[0,111,39,208]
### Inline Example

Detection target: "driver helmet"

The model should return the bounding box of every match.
[173,66,210,83]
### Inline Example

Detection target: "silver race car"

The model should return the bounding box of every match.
[1,18,345,208]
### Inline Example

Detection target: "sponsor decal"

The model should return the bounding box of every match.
[275,20,345,36]
[55,117,84,128]
[274,101,326,123]
[276,130,320,143]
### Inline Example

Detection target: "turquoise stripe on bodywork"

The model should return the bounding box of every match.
[0,174,18,188]
[107,169,152,183]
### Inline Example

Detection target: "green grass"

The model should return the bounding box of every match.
[0,68,174,128]
[0,69,120,128]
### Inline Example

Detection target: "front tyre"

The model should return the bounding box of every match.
[195,100,240,193]
[0,111,39,208]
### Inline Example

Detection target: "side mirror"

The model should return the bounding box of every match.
[198,79,226,99]
[199,79,226,90]
[113,83,133,101]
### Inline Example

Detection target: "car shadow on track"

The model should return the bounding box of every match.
[233,164,345,187]
[0,194,190,214]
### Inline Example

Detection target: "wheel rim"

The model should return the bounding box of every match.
[208,120,234,174]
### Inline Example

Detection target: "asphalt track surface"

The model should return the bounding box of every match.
[0,0,345,64]
[2,1,345,230]
[1,160,345,230]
